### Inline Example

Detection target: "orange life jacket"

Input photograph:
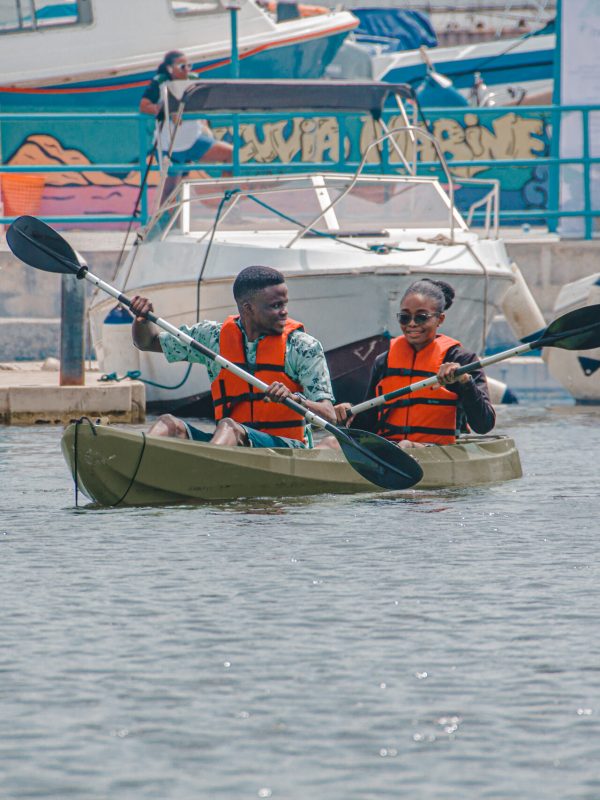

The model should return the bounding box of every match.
[375,334,461,444]
[211,316,306,442]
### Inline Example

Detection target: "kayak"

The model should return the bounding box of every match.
[61,422,522,506]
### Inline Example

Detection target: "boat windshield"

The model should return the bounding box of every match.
[0,0,91,32]
[162,174,460,239]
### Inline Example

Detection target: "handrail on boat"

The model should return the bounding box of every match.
[463,177,500,239]
[286,125,460,246]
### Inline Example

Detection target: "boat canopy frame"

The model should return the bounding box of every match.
[149,79,499,242]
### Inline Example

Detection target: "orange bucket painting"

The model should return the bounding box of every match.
[1,174,46,216]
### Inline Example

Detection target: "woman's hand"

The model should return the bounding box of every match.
[437,361,470,386]
[333,402,354,427]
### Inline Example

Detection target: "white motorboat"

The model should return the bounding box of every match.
[0,0,357,110]
[88,79,544,414]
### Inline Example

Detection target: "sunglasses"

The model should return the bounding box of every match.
[397,311,440,326]
[174,62,191,70]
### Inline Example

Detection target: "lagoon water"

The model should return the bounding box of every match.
[1,400,599,799]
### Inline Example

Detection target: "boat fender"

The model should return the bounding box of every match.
[101,305,140,377]
[501,262,545,342]
[487,376,518,405]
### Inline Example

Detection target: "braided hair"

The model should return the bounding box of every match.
[401,278,455,313]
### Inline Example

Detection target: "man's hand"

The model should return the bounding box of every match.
[264,381,295,404]
[130,295,154,323]
[437,362,470,386]
[131,296,162,352]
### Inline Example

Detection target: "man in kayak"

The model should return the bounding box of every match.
[130,265,336,448]
[329,278,495,449]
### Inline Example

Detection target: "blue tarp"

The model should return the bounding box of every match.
[352,8,437,53]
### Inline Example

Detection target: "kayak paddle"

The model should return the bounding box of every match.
[349,303,600,417]
[6,215,424,492]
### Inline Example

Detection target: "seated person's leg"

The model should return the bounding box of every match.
[148,414,190,438]
[182,131,233,164]
[315,435,340,449]
[243,426,306,449]
[210,418,249,446]
[200,139,234,163]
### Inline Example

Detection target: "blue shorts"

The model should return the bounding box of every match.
[168,132,215,164]
[184,422,307,449]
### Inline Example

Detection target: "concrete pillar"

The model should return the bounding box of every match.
[60,274,85,386]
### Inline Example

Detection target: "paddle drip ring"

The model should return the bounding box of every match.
[108,431,148,507]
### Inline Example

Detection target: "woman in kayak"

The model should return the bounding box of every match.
[330,278,495,449]
[130,265,336,449]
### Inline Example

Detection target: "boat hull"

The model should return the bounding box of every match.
[372,34,555,93]
[61,423,522,505]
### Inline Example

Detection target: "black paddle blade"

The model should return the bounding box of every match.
[540,303,600,351]
[6,215,85,275]
[336,428,424,490]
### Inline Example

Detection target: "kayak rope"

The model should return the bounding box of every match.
[72,417,97,508]
[71,418,147,507]
[109,431,148,507]
[99,364,192,390]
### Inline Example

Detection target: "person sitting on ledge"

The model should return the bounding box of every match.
[139,49,233,199]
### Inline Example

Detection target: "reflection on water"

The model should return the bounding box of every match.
[0,401,598,799]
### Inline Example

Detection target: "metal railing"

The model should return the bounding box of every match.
[1,103,599,237]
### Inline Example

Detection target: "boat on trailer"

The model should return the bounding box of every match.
[61,422,523,505]
[89,79,543,415]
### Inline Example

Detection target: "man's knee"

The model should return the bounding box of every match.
[213,417,248,445]
[148,414,188,439]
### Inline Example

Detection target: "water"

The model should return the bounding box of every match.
[1,401,600,799]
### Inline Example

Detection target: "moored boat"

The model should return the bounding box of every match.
[544,273,600,403]
[0,0,356,109]
[61,421,522,505]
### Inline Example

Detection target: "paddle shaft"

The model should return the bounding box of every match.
[350,319,600,416]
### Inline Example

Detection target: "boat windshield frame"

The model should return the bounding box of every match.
[146,171,468,246]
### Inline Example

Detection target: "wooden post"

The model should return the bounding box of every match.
[60,273,85,386]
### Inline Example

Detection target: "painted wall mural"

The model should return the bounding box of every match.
[0,110,550,226]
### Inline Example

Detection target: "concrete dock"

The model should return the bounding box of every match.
[0,361,145,425]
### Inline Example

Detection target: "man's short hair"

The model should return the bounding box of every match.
[233,266,285,303]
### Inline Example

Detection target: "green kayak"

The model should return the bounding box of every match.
[61,421,522,506]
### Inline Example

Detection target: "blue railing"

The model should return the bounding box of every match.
[1,104,598,237]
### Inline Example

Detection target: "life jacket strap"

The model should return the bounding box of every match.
[379,423,458,437]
